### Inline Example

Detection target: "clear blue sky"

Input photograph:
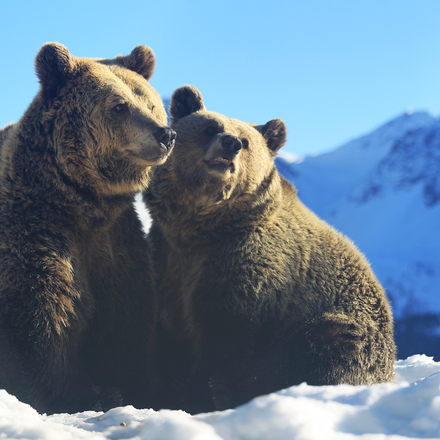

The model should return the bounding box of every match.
[1,0,440,156]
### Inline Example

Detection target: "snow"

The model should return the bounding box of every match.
[276,151,304,164]
[1,356,440,439]
[134,193,152,234]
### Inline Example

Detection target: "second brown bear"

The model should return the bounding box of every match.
[145,85,396,413]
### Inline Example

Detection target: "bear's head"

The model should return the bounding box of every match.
[34,43,175,195]
[164,85,287,206]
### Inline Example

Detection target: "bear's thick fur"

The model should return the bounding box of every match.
[145,85,396,413]
[0,43,175,414]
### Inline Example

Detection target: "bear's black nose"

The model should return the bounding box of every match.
[222,135,242,155]
[156,127,176,151]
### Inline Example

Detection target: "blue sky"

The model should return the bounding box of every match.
[1,0,440,156]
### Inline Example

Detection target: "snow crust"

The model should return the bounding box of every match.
[0,356,439,439]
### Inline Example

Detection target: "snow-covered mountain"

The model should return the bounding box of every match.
[276,111,440,359]
[277,111,435,217]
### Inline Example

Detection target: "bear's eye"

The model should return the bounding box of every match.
[113,103,128,114]
[150,105,155,113]
[205,126,217,135]
[242,139,249,149]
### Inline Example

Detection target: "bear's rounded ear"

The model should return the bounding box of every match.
[35,43,76,99]
[118,45,156,81]
[255,119,287,155]
[170,85,205,122]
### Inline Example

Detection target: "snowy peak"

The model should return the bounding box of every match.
[353,110,436,153]
[352,119,440,208]
[276,111,437,217]
[280,111,435,165]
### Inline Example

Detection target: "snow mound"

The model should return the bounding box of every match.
[2,356,440,439]
[395,354,440,384]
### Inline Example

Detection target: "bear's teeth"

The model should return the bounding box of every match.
[218,157,231,165]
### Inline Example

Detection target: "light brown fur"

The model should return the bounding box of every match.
[0,43,175,414]
[145,85,396,413]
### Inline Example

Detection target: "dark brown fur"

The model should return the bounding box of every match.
[145,85,396,413]
[0,43,175,414]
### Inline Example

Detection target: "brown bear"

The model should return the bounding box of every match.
[0,124,14,146]
[0,43,176,414]
[144,85,396,414]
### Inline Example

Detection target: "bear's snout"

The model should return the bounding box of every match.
[221,135,242,155]
[155,127,176,151]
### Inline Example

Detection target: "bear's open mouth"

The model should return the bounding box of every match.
[206,157,234,171]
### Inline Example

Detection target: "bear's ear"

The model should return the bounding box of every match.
[118,45,156,81]
[35,43,76,99]
[170,85,205,121]
[255,119,287,155]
